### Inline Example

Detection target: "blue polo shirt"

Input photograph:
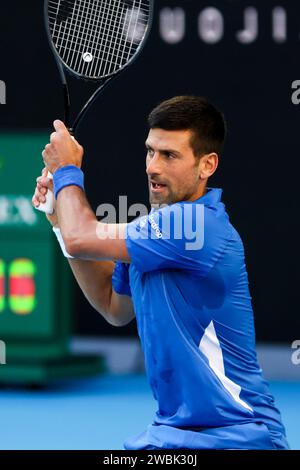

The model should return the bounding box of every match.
[112,188,289,450]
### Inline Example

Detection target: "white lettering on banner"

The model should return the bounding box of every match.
[160,8,185,44]
[0,196,37,226]
[198,8,224,44]
[0,80,6,104]
[272,7,287,43]
[236,7,258,44]
[159,6,289,44]
[0,341,6,365]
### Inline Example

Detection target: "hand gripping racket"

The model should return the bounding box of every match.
[36,0,154,214]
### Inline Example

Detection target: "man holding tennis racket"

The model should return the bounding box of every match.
[32,96,289,450]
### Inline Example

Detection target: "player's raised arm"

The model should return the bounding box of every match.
[41,120,130,262]
[32,168,134,327]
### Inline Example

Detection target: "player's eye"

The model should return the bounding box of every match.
[164,152,175,159]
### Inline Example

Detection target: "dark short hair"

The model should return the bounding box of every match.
[148,96,226,158]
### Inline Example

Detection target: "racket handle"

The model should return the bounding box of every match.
[35,172,55,215]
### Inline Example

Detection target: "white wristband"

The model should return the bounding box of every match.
[52,227,74,259]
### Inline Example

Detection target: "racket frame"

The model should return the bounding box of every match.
[44,0,154,131]
[36,0,154,215]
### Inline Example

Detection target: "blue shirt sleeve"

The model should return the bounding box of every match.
[125,202,232,276]
[112,262,132,297]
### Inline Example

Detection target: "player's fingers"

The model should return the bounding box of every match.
[36,176,53,190]
[33,169,51,207]
[72,137,84,154]
[34,185,44,198]
[50,132,57,143]
[32,194,39,207]
[40,168,51,183]
[33,188,46,204]
[44,143,54,154]
[73,137,81,147]
[53,119,68,134]
[39,186,47,196]
[42,147,52,168]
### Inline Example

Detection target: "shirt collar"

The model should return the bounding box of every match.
[195,187,223,207]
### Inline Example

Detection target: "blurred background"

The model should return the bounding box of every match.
[0,0,299,450]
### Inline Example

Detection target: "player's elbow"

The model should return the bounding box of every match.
[64,234,84,258]
[94,306,133,327]
[87,297,134,328]
[106,304,135,327]
[63,223,106,259]
[105,314,133,327]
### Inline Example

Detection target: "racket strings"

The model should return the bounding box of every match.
[56,0,75,24]
[50,0,150,12]
[48,8,145,48]
[48,0,150,79]
[48,17,142,58]
[49,10,139,74]
[52,0,145,76]
[52,0,128,73]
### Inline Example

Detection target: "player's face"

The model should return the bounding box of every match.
[146,128,203,205]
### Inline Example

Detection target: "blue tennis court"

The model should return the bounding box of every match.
[0,374,299,450]
[1,0,299,454]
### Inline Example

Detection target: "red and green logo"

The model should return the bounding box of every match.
[0,259,5,312]
[9,259,36,314]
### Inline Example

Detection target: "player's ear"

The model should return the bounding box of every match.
[198,152,218,179]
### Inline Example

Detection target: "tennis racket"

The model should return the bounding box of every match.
[36,0,154,214]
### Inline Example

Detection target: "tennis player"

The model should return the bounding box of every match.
[32,96,289,450]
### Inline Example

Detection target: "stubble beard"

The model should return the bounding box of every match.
[149,185,182,208]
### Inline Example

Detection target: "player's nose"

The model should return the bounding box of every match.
[146,153,162,176]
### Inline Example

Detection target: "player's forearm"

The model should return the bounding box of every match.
[56,186,129,261]
[56,186,98,256]
[56,185,112,259]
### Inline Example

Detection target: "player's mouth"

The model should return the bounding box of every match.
[150,181,167,193]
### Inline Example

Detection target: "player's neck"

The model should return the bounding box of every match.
[188,182,208,202]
